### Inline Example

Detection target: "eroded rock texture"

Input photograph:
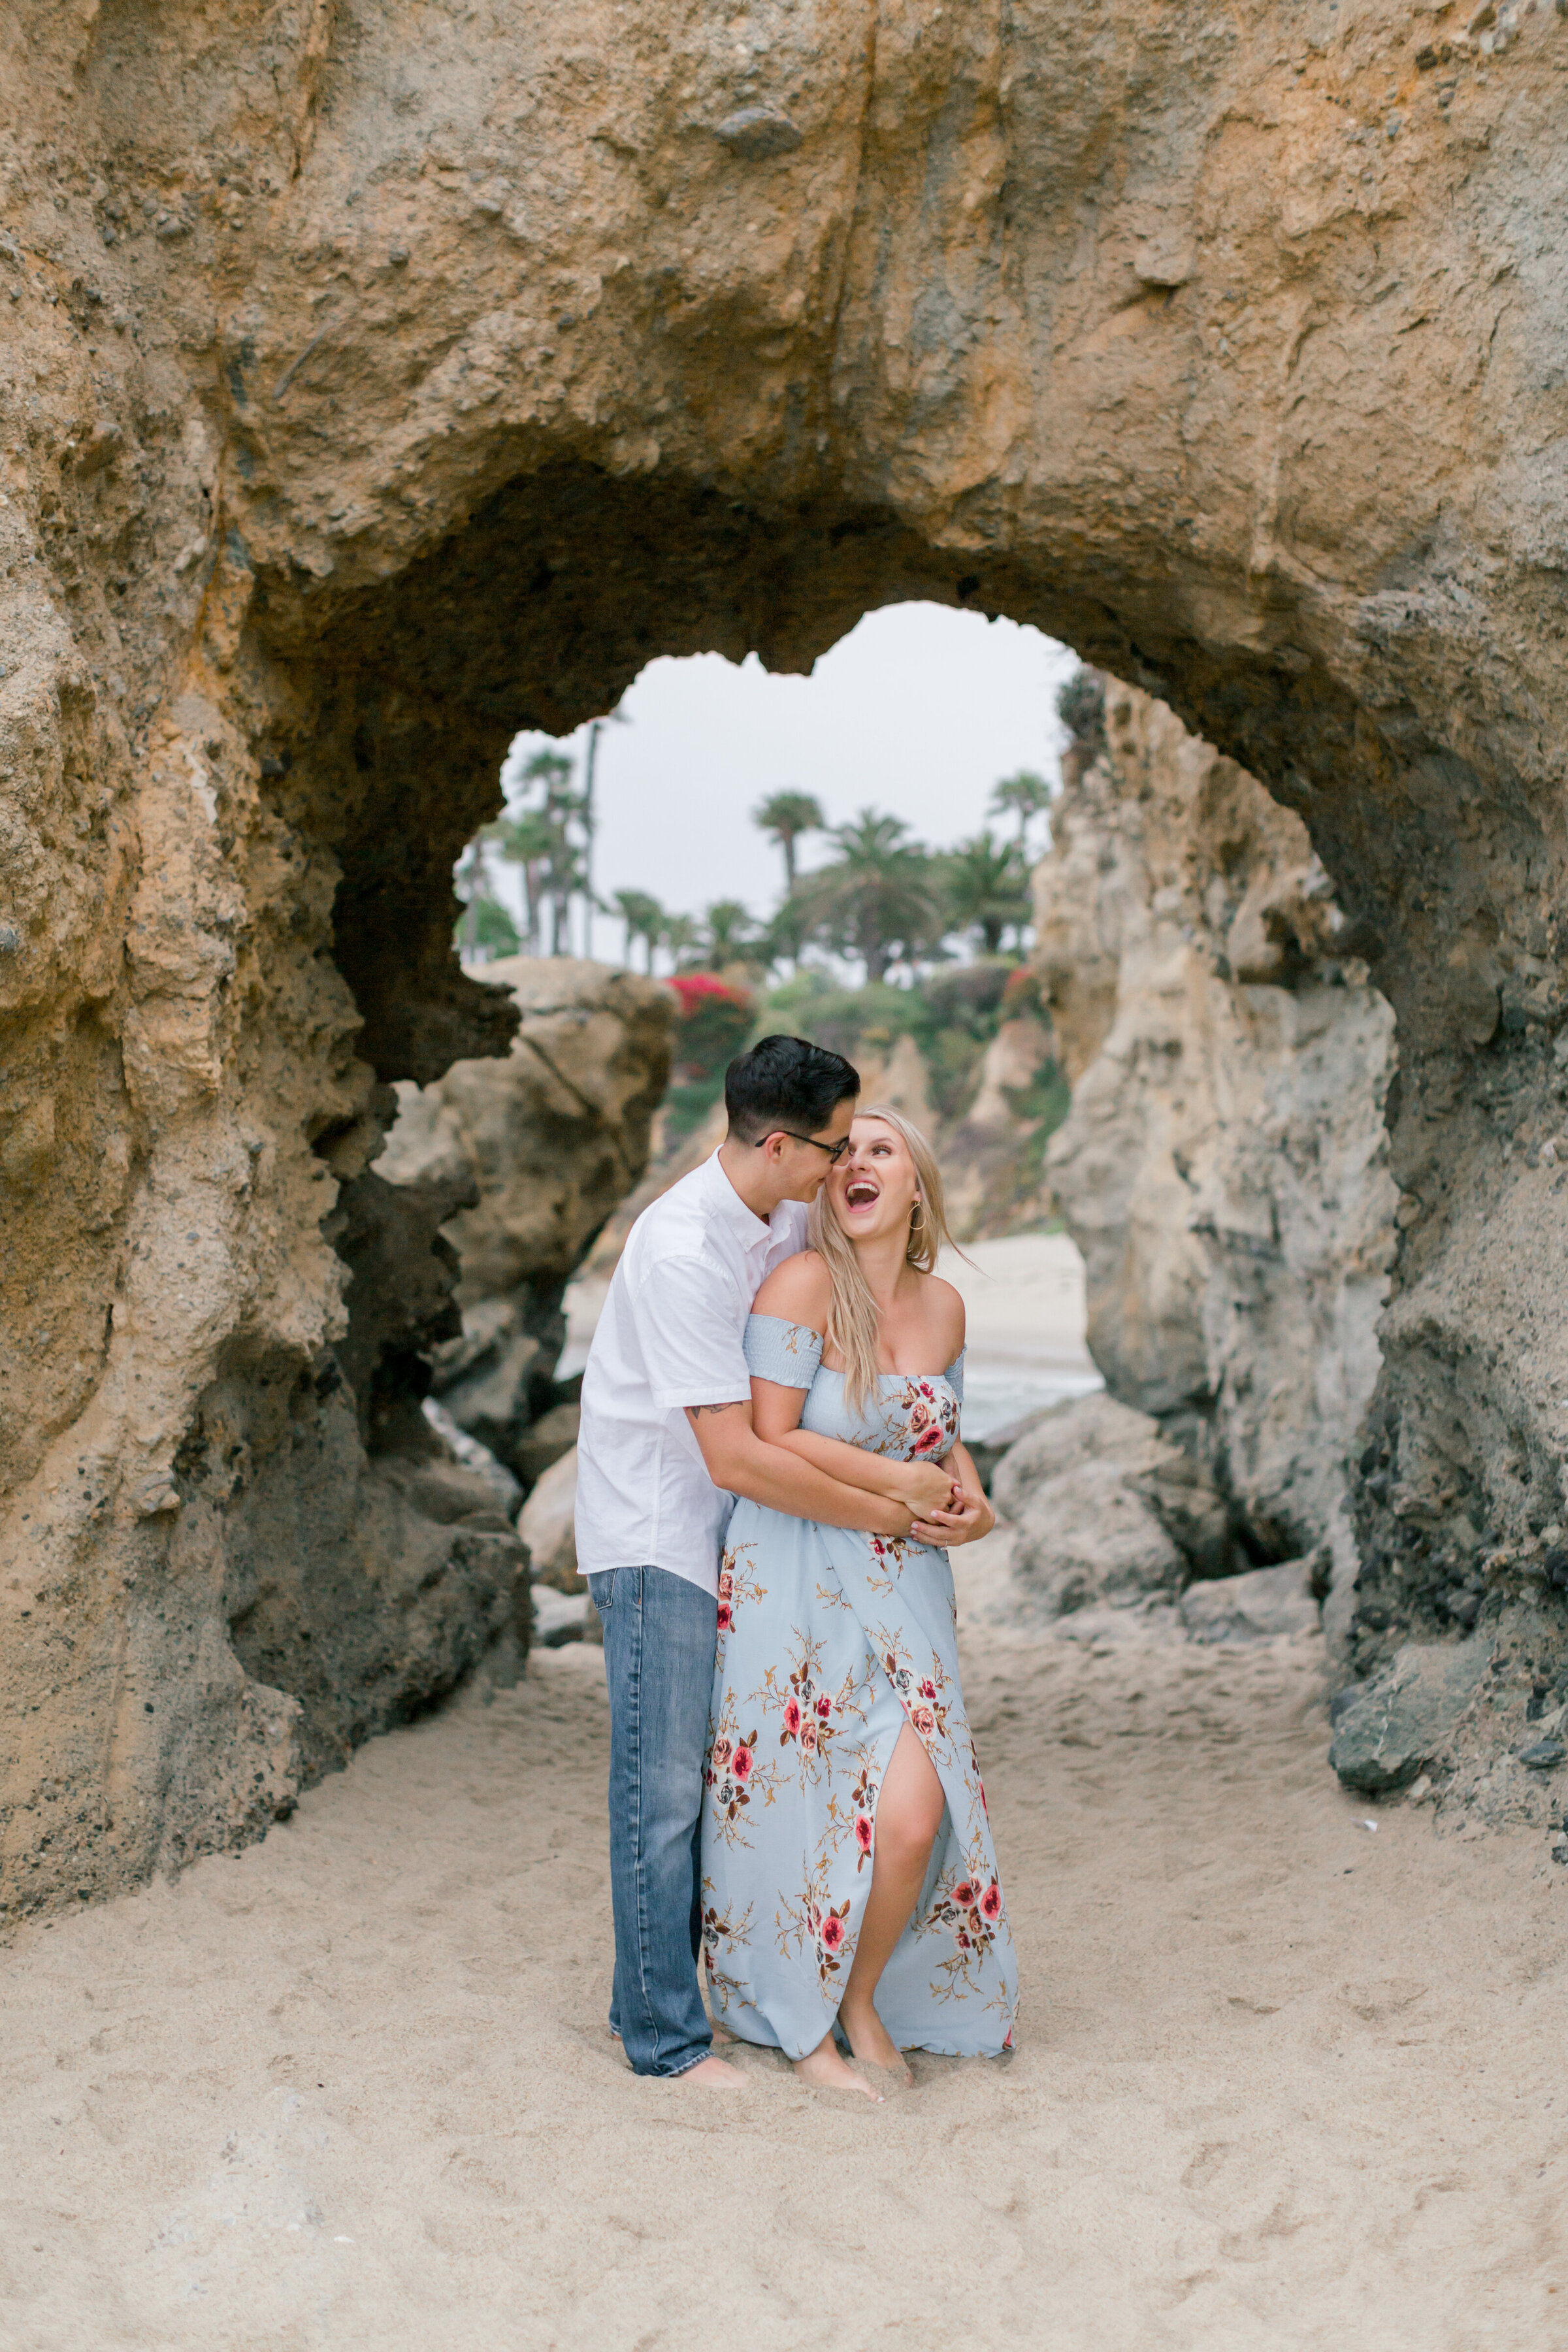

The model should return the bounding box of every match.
[1036,678,1399,1612]
[3,0,1568,1906]
[380,955,672,1477]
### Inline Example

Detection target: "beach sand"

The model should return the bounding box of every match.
[4,1582,1565,2351]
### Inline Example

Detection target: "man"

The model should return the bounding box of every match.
[575,1035,939,2087]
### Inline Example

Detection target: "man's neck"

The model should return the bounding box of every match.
[716,1135,787,1224]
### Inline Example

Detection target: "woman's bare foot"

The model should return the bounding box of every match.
[675,2054,748,2090]
[837,1997,913,2086]
[793,2029,882,2100]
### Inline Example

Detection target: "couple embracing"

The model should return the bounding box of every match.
[575,1034,1017,2097]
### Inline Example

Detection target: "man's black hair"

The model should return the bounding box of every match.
[724,1034,860,1145]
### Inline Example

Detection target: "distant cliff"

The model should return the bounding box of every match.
[1034,678,1399,1616]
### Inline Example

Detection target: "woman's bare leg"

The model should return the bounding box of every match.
[838,1723,946,2079]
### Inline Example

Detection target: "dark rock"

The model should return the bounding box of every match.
[512,1399,580,1488]
[1329,1638,1492,1793]
[1519,1739,1565,1771]
[713,108,803,161]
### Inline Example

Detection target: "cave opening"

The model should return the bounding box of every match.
[235,459,1431,1720]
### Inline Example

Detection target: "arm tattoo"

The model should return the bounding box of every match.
[688,1401,740,1417]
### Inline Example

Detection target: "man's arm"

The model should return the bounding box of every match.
[749,1375,957,1520]
[685,1401,916,1538]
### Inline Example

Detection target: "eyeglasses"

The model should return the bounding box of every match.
[759,1129,853,1163]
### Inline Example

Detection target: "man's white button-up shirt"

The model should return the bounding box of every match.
[574,1151,809,1595]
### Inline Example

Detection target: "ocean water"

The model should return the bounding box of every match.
[958,1358,1103,1443]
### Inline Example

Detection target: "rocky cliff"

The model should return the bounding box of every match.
[380,955,672,1477]
[3,0,1568,1908]
[1036,678,1399,1616]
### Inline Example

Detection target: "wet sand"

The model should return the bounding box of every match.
[3,1591,1565,2350]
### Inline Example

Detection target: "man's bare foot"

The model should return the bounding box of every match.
[838,1998,913,2087]
[792,2029,882,2100]
[674,2053,747,2090]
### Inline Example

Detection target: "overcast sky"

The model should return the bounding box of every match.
[491,601,1077,957]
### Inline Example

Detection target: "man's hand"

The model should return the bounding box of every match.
[885,1458,961,1517]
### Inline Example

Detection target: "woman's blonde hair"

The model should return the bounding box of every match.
[806,1103,967,1415]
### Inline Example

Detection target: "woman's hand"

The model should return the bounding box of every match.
[909,1454,995,1548]
[885,1457,961,1517]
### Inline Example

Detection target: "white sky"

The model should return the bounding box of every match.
[491,601,1077,956]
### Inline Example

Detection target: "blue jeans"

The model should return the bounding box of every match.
[587,1566,717,2079]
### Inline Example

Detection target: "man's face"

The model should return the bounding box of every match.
[769,1095,857,1203]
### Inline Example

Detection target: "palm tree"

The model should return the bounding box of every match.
[702,898,760,968]
[660,911,702,971]
[753,791,826,893]
[759,890,811,979]
[487,809,556,952]
[988,768,1051,853]
[453,835,496,964]
[517,747,584,954]
[942,833,1031,956]
[791,808,943,985]
[613,888,664,973]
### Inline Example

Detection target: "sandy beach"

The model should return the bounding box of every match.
[4,1573,1565,2350]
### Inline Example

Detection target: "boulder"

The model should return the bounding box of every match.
[990,1393,1230,1618]
[1328,1639,1493,1795]
[1181,1560,1320,1644]
[519,1445,580,1592]
[514,1402,580,1490]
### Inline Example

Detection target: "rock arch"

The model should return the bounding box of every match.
[3,0,1566,1909]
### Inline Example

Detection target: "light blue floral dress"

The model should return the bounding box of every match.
[699,1315,1018,2060]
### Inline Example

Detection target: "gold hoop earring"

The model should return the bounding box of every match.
[909,1198,925,1233]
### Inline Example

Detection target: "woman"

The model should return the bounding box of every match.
[700,1106,1017,2095]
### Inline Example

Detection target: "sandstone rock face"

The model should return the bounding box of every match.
[380,956,670,1475]
[382,959,673,1306]
[4,0,1568,1904]
[1035,681,1400,1607]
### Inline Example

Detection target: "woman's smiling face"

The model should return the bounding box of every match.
[830,1116,920,1243]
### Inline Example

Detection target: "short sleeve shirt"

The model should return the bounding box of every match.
[574,1152,809,1594]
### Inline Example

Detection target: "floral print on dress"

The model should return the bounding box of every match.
[698,1315,1016,2063]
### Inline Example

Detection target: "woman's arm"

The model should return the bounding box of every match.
[751,1378,958,1518]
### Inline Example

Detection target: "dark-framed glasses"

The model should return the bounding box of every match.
[760,1129,853,1163]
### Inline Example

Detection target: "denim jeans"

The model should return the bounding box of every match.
[587,1565,717,2080]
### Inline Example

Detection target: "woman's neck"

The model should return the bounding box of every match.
[852,1231,919,1311]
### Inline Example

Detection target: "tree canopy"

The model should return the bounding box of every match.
[459,668,1096,983]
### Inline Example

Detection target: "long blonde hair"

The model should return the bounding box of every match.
[806,1104,966,1415]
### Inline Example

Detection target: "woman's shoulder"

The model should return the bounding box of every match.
[913,1269,966,1360]
[751,1249,832,1330]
